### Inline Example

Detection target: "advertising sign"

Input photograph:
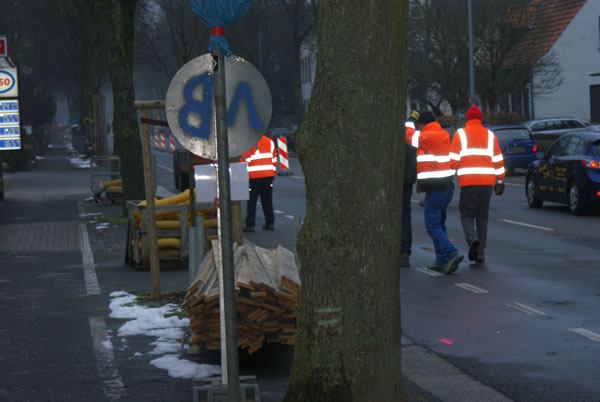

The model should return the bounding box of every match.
[0,36,6,58]
[0,67,18,97]
[0,99,21,150]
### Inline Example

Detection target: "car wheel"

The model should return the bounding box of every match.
[526,175,543,208]
[568,182,587,215]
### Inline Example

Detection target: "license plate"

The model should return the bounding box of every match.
[508,147,525,153]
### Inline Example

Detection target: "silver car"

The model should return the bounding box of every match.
[523,117,587,138]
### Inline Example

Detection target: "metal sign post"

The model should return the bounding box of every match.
[213,49,239,400]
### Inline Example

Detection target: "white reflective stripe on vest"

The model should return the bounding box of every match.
[405,121,415,129]
[411,130,421,148]
[457,128,499,156]
[456,167,497,176]
[248,151,274,161]
[496,166,505,175]
[248,165,276,172]
[417,169,455,179]
[449,152,461,161]
[492,154,504,162]
[416,154,451,163]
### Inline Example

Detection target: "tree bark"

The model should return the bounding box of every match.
[284,1,408,401]
[95,0,145,201]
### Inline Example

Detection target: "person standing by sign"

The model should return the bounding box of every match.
[412,111,463,274]
[241,135,278,232]
[449,105,505,263]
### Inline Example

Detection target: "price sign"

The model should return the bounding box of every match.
[0,99,20,150]
[0,68,18,98]
[165,54,272,159]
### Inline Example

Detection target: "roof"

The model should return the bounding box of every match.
[505,0,586,66]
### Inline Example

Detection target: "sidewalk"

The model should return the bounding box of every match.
[0,144,511,401]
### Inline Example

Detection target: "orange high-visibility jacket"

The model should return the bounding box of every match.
[240,136,277,179]
[449,119,505,187]
[411,121,455,191]
[405,121,416,144]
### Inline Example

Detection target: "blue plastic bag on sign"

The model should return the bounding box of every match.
[189,0,252,56]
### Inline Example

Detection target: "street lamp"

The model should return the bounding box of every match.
[468,0,475,104]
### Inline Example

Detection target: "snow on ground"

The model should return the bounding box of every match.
[108,291,221,380]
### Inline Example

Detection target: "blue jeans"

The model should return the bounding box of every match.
[424,189,458,265]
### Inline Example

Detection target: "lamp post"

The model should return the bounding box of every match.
[468,0,475,104]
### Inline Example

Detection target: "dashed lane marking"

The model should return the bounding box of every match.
[274,210,284,214]
[284,215,294,219]
[89,317,126,399]
[79,223,101,296]
[505,302,546,316]
[416,267,443,277]
[499,219,554,231]
[569,328,600,342]
[455,283,489,294]
[156,162,173,173]
[290,175,304,180]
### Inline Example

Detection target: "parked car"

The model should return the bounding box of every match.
[525,130,600,215]
[523,117,587,138]
[487,125,539,175]
[267,128,296,153]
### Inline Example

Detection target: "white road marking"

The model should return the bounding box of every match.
[79,224,100,296]
[284,215,294,220]
[156,162,173,173]
[499,219,554,231]
[505,182,523,187]
[569,328,600,342]
[416,267,443,277]
[274,210,284,214]
[89,317,126,399]
[290,175,304,180]
[505,302,546,316]
[455,283,489,294]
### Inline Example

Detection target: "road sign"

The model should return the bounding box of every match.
[0,99,20,150]
[0,67,17,97]
[165,54,271,159]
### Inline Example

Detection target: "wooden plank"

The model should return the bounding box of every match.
[275,245,300,289]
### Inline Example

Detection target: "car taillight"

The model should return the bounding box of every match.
[532,143,538,152]
[581,160,600,169]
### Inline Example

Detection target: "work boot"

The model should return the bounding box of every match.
[262,224,274,231]
[426,262,443,272]
[243,226,255,232]
[443,253,464,274]
[400,254,410,268]
[476,250,485,263]
[468,239,480,261]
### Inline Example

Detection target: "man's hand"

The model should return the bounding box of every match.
[494,180,505,196]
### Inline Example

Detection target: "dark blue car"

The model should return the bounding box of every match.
[488,125,539,175]
[525,130,600,215]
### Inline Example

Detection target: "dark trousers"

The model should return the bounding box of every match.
[245,176,274,227]
[401,183,413,255]
[459,185,493,250]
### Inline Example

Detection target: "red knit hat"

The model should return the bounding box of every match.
[465,104,482,120]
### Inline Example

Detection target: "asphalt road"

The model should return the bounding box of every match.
[70,148,600,400]
[401,169,600,401]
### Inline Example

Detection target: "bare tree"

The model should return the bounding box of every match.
[92,0,145,201]
[284,0,408,400]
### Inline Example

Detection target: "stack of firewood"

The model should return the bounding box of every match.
[182,241,300,354]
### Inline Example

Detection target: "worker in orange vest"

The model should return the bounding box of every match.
[412,111,463,274]
[449,105,505,263]
[240,135,278,232]
[400,110,419,268]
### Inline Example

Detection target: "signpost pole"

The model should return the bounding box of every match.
[213,50,240,400]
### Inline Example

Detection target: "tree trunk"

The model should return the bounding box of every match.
[95,0,145,201]
[284,1,408,401]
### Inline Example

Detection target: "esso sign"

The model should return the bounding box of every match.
[0,68,17,97]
